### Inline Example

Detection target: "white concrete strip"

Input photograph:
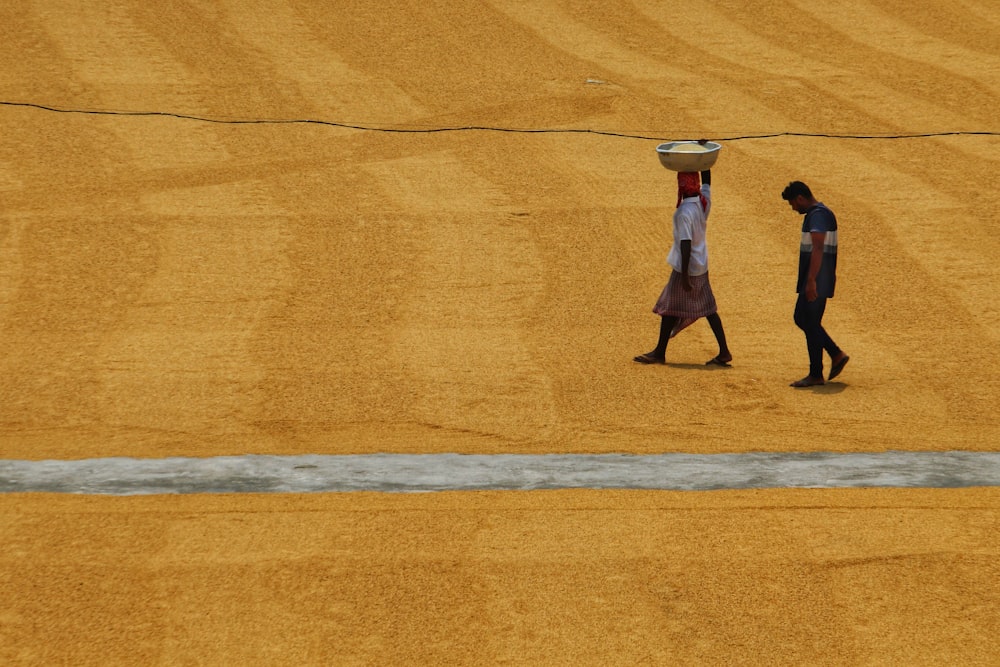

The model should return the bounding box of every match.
[1,452,999,495]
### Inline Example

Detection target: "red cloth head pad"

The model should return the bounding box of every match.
[676,171,706,211]
[677,171,701,196]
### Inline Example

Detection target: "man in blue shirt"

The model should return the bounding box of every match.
[781,181,849,387]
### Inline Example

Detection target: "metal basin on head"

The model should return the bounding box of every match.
[656,141,722,171]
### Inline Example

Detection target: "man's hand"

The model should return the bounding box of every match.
[805,277,819,302]
[681,274,693,292]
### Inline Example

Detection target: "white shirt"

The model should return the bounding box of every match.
[666,183,712,276]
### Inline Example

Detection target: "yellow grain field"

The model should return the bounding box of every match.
[1,1,998,663]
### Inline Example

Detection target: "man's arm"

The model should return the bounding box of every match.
[805,231,825,301]
[698,138,712,185]
[680,239,693,291]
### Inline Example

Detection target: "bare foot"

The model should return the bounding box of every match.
[790,375,825,388]
[828,354,850,381]
[634,352,665,365]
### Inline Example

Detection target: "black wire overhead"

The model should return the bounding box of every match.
[2,100,997,142]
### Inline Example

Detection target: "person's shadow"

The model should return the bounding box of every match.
[667,362,849,393]
[666,362,733,372]
[806,381,848,394]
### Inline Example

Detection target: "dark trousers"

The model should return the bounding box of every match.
[794,294,842,378]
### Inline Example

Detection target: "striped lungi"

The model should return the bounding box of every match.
[653,271,718,337]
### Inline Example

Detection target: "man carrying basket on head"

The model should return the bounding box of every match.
[635,140,732,367]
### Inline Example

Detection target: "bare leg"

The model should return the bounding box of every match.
[635,315,680,364]
[706,312,731,363]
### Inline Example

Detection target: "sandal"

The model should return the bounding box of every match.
[634,353,665,365]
